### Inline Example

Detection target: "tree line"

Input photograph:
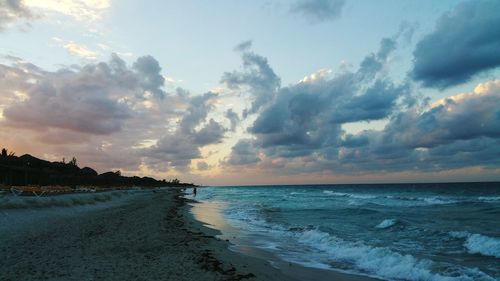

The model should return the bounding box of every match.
[0,148,193,188]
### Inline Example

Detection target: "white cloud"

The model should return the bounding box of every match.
[0,0,33,31]
[299,68,332,83]
[24,0,110,21]
[63,42,98,59]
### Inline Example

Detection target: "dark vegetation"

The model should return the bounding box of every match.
[0,148,195,188]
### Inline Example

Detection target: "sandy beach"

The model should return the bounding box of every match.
[0,188,289,281]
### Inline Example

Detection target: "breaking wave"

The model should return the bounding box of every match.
[294,229,494,281]
[375,218,397,229]
[321,190,459,206]
[450,231,500,258]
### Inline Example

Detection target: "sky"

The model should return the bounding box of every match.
[0,0,499,185]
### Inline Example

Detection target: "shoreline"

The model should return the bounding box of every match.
[186,194,382,281]
[0,188,290,280]
[179,191,296,281]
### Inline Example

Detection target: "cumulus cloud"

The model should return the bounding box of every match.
[0,0,32,31]
[226,139,261,166]
[133,55,167,99]
[145,92,228,171]
[291,0,345,23]
[146,133,202,170]
[234,40,252,52]
[412,0,500,88]
[179,92,217,134]
[1,54,169,135]
[225,109,240,131]
[194,119,226,145]
[384,80,500,148]
[0,53,231,176]
[221,44,281,117]
[246,37,406,159]
[197,161,210,171]
[358,37,396,80]
[4,80,130,135]
[222,36,500,178]
[335,80,500,173]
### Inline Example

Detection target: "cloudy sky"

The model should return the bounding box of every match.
[1,0,499,185]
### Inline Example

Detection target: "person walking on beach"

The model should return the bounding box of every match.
[193,187,197,196]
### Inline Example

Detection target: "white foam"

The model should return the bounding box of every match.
[322,191,376,199]
[449,231,500,258]
[295,229,463,281]
[422,197,457,205]
[478,196,500,202]
[321,191,461,207]
[213,193,497,281]
[375,219,397,229]
[466,234,500,258]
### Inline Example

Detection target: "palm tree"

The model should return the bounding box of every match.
[69,157,78,166]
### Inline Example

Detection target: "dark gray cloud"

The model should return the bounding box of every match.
[145,92,228,171]
[221,46,280,117]
[358,38,396,81]
[234,40,252,52]
[247,38,406,158]
[133,55,166,99]
[0,0,32,31]
[178,92,218,137]
[226,139,261,166]
[225,109,240,131]
[422,138,500,170]
[197,161,210,171]
[412,0,500,89]
[330,80,408,123]
[194,119,226,145]
[146,133,202,170]
[291,0,345,23]
[382,84,500,148]
[336,80,500,172]
[223,36,500,177]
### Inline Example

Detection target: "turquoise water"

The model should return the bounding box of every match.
[193,183,500,281]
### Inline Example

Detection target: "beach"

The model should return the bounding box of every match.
[0,188,288,281]
[2,184,498,281]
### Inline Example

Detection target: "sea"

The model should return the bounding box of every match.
[189,182,500,281]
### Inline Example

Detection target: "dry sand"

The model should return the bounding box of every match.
[0,189,290,281]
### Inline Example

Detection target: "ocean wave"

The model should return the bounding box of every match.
[296,229,494,281]
[422,197,458,205]
[449,231,500,258]
[375,219,397,229]
[224,205,286,233]
[0,191,125,209]
[477,196,500,202]
[218,200,497,280]
[322,191,460,207]
[322,191,377,199]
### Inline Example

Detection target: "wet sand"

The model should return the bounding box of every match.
[0,189,288,281]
